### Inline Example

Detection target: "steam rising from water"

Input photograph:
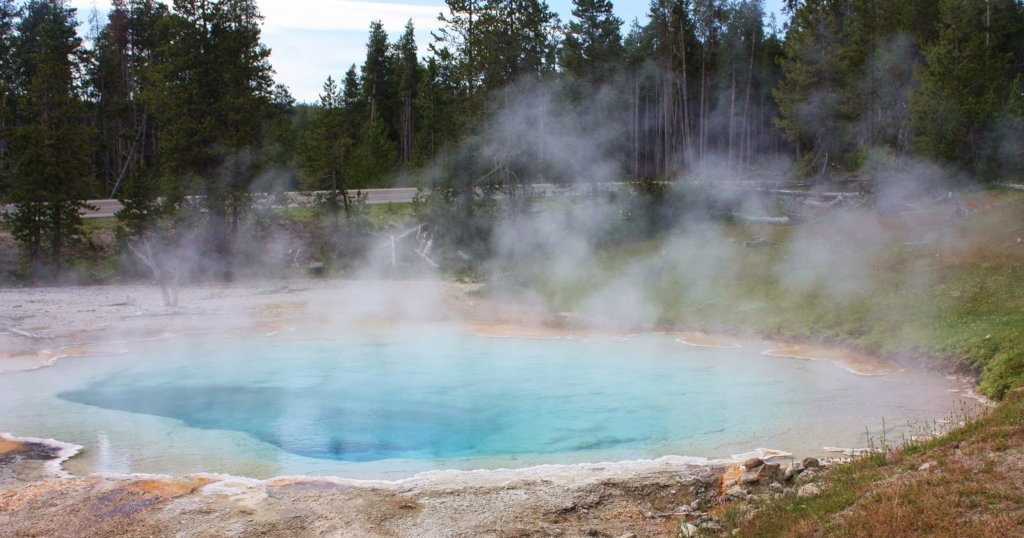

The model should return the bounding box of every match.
[2,72,985,482]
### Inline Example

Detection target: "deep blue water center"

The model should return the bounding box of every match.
[0,327,971,478]
[58,333,755,462]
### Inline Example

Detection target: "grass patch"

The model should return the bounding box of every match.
[730,392,1024,537]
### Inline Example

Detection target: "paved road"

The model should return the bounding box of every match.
[88,199,125,218]
[4,184,612,219]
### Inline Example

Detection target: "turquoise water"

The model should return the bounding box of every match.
[0,327,973,479]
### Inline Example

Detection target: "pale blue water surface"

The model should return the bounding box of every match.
[0,326,973,479]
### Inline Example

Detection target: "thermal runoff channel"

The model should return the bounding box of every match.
[0,327,974,479]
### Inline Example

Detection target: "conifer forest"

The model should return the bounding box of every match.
[0,0,1022,277]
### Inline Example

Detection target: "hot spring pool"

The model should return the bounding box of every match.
[0,326,974,479]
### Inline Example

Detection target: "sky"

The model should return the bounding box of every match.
[69,0,787,103]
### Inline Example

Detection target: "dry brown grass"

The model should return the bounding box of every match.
[732,390,1024,537]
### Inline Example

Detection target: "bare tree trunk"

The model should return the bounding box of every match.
[644,82,652,177]
[128,238,179,307]
[633,73,640,178]
[728,68,736,170]
[680,31,692,167]
[399,92,410,166]
[742,32,755,169]
[663,67,673,176]
[699,54,707,163]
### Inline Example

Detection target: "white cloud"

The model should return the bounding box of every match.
[67,0,445,102]
[66,0,786,103]
[260,0,443,33]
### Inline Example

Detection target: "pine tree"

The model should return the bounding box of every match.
[717,0,769,169]
[475,0,560,90]
[414,56,460,162]
[0,0,20,193]
[435,0,559,94]
[911,0,1015,177]
[773,0,850,179]
[434,0,485,96]
[560,0,624,82]
[143,0,275,278]
[4,0,94,274]
[634,0,700,176]
[89,0,167,198]
[299,75,352,229]
[362,20,394,124]
[395,20,420,170]
[356,20,398,185]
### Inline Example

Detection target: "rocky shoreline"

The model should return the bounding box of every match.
[0,428,840,537]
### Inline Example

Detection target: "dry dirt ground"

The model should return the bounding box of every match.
[0,280,744,537]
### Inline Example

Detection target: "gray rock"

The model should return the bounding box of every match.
[743,457,765,470]
[782,464,796,482]
[725,485,748,499]
[757,462,781,480]
[698,472,719,485]
[679,522,699,537]
[739,471,761,485]
[700,520,723,533]
[797,483,821,498]
[796,469,817,484]
[800,457,821,469]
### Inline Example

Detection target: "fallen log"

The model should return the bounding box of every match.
[733,214,791,225]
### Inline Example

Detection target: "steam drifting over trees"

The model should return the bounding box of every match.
[1,0,1023,279]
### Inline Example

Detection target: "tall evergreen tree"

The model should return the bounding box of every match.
[434,0,485,96]
[716,0,770,169]
[633,0,700,177]
[0,0,20,192]
[434,0,559,95]
[773,0,850,179]
[561,0,624,83]
[142,0,275,277]
[362,20,394,123]
[476,0,560,90]
[4,0,94,274]
[414,56,461,162]
[911,0,1017,177]
[299,75,353,229]
[395,20,420,169]
[89,0,167,198]
[355,20,398,185]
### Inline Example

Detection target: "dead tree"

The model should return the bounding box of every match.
[127,237,181,307]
